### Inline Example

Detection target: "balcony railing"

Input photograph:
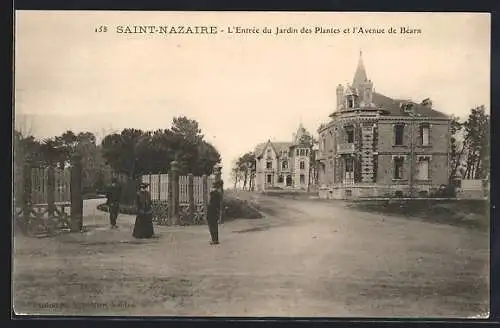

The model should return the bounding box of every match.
[336,143,355,154]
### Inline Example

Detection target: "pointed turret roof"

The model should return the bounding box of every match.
[352,50,368,88]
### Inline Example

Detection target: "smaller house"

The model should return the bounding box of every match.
[254,124,317,192]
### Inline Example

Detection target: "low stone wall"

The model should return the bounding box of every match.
[457,189,488,200]
[319,184,442,200]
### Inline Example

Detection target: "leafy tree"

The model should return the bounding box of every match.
[192,141,221,176]
[236,152,256,191]
[230,163,244,190]
[448,115,464,183]
[99,117,221,179]
[171,116,203,143]
[39,137,67,168]
[101,128,146,179]
[463,106,489,179]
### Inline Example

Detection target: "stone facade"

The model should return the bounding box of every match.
[254,124,316,192]
[317,51,452,199]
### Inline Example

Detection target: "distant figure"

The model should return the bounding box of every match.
[106,178,122,229]
[207,180,223,245]
[133,182,154,239]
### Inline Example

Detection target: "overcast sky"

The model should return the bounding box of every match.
[14,11,490,183]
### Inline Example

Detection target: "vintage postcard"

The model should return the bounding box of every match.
[13,11,490,317]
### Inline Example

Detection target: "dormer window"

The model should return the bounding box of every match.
[347,98,354,108]
[266,148,272,159]
[400,102,413,114]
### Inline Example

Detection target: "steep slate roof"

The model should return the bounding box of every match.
[346,50,449,119]
[254,141,293,158]
[372,92,449,118]
[352,50,368,88]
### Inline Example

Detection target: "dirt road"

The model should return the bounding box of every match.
[13,195,489,317]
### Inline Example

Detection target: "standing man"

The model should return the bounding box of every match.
[106,178,121,229]
[207,180,222,245]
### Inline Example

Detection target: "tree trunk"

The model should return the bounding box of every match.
[474,158,482,179]
[243,171,248,190]
[449,140,467,183]
[465,150,474,179]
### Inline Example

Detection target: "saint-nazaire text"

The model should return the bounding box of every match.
[116,25,218,34]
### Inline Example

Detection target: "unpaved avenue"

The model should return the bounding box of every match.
[13,196,489,317]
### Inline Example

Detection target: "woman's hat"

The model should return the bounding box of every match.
[212,180,223,188]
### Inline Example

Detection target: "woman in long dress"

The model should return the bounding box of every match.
[133,183,154,239]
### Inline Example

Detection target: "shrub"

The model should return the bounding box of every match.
[97,203,137,215]
[96,195,263,225]
[418,190,429,198]
[394,190,404,198]
[430,184,457,198]
[223,197,263,220]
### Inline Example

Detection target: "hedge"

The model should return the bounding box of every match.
[96,196,263,225]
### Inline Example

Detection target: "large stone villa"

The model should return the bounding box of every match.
[316,51,452,199]
[254,124,317,192]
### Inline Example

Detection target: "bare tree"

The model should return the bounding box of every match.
[14,113,36,138]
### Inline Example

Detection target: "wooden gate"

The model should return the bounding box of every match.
[140,161,222,226]
[14,154,84,237]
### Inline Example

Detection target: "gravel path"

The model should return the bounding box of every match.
[13,196,489,317]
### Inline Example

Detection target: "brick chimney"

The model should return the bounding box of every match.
[421,98,433,109]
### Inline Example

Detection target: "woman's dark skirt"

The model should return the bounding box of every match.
[133,214,154,239]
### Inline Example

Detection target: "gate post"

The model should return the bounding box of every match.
[214,164,223,223]
[47,164,55,217]
[202,174,208,223]
[22,162,32,222]
[169,160,179,225]
[188,173,195,222]
[70,153,83,232]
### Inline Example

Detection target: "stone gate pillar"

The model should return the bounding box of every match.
[47,164,55,217]
[70,153,83,232]
[214,164,223,223]
[169,160,180,225]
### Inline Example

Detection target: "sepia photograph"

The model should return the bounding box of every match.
[13,11,490,317]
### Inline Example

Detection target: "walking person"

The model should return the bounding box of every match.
[106,178,122,229]
[133,182,155,239]
[207,180,223,245]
